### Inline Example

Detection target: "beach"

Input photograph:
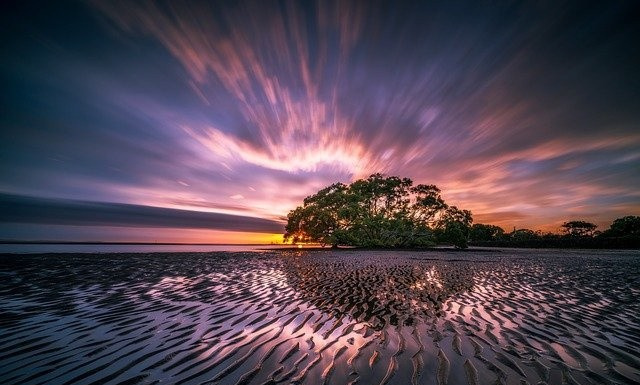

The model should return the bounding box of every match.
[1,249,639,384]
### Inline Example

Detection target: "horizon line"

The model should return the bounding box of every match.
[0,240,290,246]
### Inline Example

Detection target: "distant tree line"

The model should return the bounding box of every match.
[284,174,472,248]
[469,216,640,249]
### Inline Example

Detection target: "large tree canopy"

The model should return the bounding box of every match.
[284,174,473,248]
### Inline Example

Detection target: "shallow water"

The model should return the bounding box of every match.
[0,243,299,254]
[0,249,639,384]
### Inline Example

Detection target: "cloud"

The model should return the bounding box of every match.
[0,193,284,233]
[0,0,637,238]
[95,1,378,176]
[473,211,529,226]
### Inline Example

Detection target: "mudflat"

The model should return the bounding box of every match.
[1,249,639,384]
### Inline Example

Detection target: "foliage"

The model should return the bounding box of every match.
[468,215,640,249]
[434,206,473,249]
[561,220,597,237]
[469,223,505,242]
[284,174,472,248]
[510,228,540,241]
[601,216,640,237]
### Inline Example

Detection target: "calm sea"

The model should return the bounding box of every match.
[0,243,306,254]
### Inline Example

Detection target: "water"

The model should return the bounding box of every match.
[0,249,639,384]
[0,243,305,254]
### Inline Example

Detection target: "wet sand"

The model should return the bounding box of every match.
[1,249,639,384]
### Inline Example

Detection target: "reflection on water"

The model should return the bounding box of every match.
[284,256,474,330]
[0,249,639,384]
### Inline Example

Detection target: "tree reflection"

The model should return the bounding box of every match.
[282,257,474,330]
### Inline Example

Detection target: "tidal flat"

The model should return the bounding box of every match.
[1,249,639,385]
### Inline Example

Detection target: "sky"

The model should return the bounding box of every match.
[1,1,639,243]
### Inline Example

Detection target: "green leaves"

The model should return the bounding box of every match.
[434,206,473,249]
[284,174,473,248]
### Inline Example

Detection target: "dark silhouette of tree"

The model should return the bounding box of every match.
[602,216,640,237]
[468,216,639,249]
[510,228,539,241]
[469,223,505,242]
[561,220,597,237]
[284,174,472,248]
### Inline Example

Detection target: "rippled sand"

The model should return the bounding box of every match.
[1,249,639,384]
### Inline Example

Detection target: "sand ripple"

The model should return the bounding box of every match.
[0,249,639,384]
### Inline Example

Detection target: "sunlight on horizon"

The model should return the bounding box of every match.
[1,1,638,242]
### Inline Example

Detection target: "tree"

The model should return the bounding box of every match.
[510,228,539,241]
[411,183,447,224]
[284,174,472,248]
[469,224,505,242]
[284,183,348,247]
[561,221,597,237]
[602,216,640,237]
[434,206,473,249]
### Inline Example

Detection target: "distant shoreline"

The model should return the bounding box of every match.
[0,241,279,246]
[257,246,502,252]
[2,241,636,251]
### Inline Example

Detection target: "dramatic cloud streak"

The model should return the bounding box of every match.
[97,1,377,176]
[1,1,638,241]
[0,193,283,232]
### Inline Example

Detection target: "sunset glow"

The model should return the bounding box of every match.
[1,1,638,242]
